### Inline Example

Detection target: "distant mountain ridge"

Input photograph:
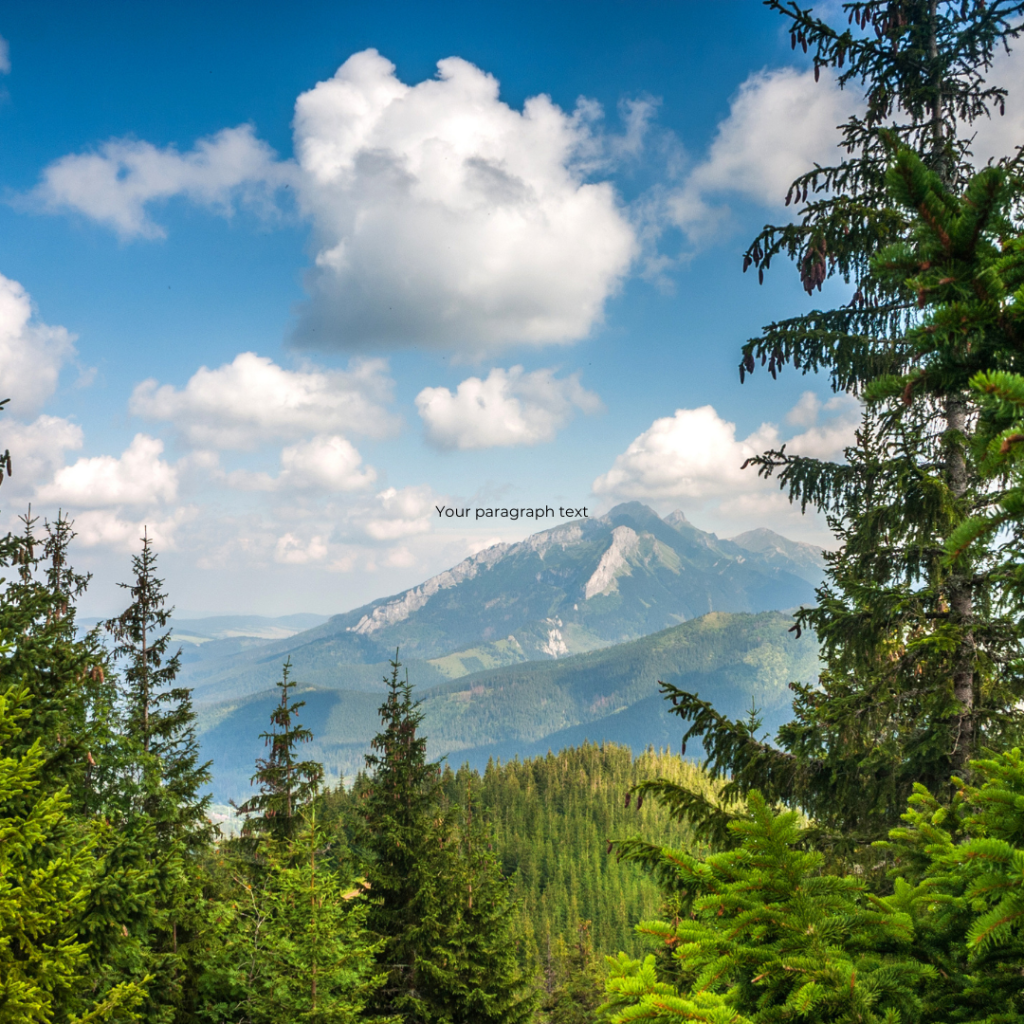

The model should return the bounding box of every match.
[179,502,825,704]
[198,609,819,802]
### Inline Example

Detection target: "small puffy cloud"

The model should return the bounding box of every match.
[364,485,435,540]
[0,35,10,74]
[274,532,329,564]
[71,506,194,551]
[416,366,601,450]
[30,125,294,239]
[130,352,395,449]
[670,67,862,240]
[0,273,77,416]
[280,434,376,490]
[593,395,859,503]
[228,434,376,492]
[37,433,177,509]
[593,406,773,501]
[785,390,823,428]
[292,49,638,355]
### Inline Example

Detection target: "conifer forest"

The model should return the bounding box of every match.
[15,2,1024,1022]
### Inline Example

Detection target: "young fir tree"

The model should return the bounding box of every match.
[2,510,119,812]
[655,0,1024,856]
[601,791,936,1024]
[235,658,324,844]
[605,750,1024,1024]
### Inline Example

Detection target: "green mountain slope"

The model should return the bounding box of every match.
[200,609,817,802]
[180,503,823,705]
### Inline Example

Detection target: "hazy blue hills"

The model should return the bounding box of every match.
[199,609,819,803]
[170,613,329,642]
[179,502,823,705]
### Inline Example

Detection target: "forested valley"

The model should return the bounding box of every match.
[14,2,1024,1023]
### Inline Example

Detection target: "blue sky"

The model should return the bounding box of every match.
[1,1,1013,617]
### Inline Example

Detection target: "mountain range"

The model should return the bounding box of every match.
[178,502,824,705]
[178,503,825,802]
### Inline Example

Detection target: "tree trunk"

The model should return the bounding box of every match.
[946,395,975,775]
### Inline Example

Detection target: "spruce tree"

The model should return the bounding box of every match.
[601,792,935,1024]
[356,654,447,1021]
[104,531,215,1022]
[104,529,213,843]
[657,0,1024,854]
[1,510,119,812]
[356,655,534,1024]
[235,658,324,844]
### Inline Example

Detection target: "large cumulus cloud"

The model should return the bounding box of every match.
[291,50,638,355]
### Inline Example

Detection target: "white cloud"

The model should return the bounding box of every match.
[30,125,293,239]
[416,366,601,449]
[228,433,376,492]
[593,406,773,501]
[37,433,177,508]
[280,434,376,490]
[364,485,435,540]
[969,46,1024,165]
[2,415,84,495]
[71,506,194,551]
[130,352,395,449]
[31,50,637,356]
[593,395,859,503]
[669,67,862,240]
[0,35,10,74]
[274,532,329,564]
[0,273,77,416]
[291,49,637,355]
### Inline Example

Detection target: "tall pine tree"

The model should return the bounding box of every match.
[104,528,213,845]
[654,0,1024,856]
[103,530,215,1022]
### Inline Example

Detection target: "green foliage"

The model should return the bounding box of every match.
[538,922,604,1024]
[607,749,1024,1024]
[353,655,535,1024]
[105,531,214,844]
[743,0,1024,330]
[601,791,934,1024]
[0,685,145,1024]
[669,9,1024,851]
[1,511,119,812]
[449,745,706,960]
[194,809,387,1024]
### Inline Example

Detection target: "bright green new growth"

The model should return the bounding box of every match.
[602,791,933,1024]
[0,685,145,1023]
